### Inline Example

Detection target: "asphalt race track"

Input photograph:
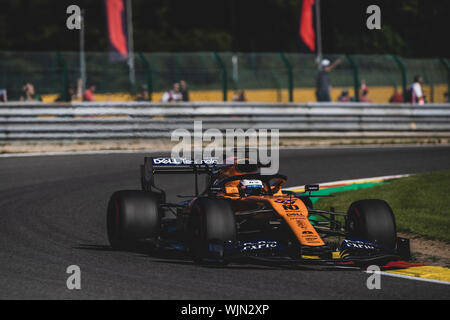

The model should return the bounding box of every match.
[1,145,450,299]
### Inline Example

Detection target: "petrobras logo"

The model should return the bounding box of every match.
[240,240,279,251]
[152,157,219,166]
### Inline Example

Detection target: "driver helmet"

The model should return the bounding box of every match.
[239,179,264,196]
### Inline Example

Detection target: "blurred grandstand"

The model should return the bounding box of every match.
[0,51,448,103]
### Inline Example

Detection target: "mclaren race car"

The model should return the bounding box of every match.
[106,154,410,268]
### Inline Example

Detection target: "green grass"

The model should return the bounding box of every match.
[315,169,450,243]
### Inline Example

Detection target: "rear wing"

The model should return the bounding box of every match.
[140,157,220,197]
[147,157,220,174]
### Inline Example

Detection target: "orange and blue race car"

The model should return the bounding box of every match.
[106,152,411,268]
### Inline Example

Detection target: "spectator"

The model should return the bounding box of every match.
[135,85,149,101]
[358,80,372,102]
[55,84,74,102]
[232,90,247,102]
[0,89,7,102]
[389,87,403,103]
[444,92,449,103]
[337,88,351,102]
[407,75,425,104]
[20,82,42,102]
[316,58,342,102]
[359,89,372,102]
[56,79,82,102]
[161,82,182,103]
[83,84,96,102]
[179,80,190,102]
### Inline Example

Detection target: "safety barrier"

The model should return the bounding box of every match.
[1,102,450,140]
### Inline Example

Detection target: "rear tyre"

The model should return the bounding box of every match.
[189,198,236,264]
[107,190,161,250]
[346,199,397,249]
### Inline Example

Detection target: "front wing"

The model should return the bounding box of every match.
[204,238,410,269]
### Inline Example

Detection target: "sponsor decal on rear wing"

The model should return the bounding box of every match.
[152,157,219,166]
[143,157,221,177]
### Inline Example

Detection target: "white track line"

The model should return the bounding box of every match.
[0,149,168,158]
[1,143,449,158]
[284,174,410,191]
[377,271,450,285]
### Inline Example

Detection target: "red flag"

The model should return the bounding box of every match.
[105,0,128,61]
[299,0,316,52]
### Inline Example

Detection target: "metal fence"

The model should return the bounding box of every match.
[0,51,448,103]
[1,102,449,140]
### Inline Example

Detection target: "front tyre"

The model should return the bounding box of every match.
[107,190,161,250]
[189,198,236,264]
[346,199,397,249]
[298,196,313,210]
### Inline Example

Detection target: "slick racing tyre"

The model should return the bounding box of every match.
[346,199,397,249]
[107,190,161,250]
[298,196,313,210]
[190,198,236,264]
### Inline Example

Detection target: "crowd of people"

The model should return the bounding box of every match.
[336,80,373,103]
[317,57,445,104]
[161,80,189,102]
[1,70,447,104]
[15,79,96,103]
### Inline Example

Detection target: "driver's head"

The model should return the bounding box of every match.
[239,179,264,196]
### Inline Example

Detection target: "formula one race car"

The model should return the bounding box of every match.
[106,153,410,268]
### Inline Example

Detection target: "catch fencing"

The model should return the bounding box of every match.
[0,52,448,104]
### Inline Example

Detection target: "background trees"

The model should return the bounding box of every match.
[0,0,448,57]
